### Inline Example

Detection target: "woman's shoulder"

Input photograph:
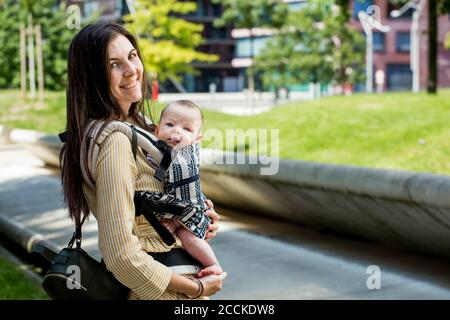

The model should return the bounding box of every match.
[97,130,134,156]
[95,130,136,169]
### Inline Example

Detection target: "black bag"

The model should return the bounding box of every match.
[32,218,129,300]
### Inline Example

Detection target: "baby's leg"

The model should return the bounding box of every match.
[177,227,222,277]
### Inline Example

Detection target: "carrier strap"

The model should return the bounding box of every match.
[134,197,176,246]
[167,174,200,190]
[130,125,173,181]
[60,119,179,247]
[58,131,67,143]
[75,120,177,189]
[131,125,137,161]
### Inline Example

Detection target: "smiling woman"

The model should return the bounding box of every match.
[108,36,144,114]
[56,22,225,300]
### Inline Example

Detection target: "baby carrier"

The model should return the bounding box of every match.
[32,119,205,300]
[138,143,211,240]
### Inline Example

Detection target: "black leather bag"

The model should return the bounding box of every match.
[32,220,129,300]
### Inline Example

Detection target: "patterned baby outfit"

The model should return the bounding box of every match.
[136,143,211,239]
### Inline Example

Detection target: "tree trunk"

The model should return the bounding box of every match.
[427,0,437,94]
[248,34,255,111]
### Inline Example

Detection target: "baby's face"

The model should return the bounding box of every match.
[156,105,202,149]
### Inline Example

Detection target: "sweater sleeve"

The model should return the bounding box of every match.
[94,131,173,300]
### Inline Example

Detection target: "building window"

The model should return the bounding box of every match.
[373,32,385,51]
[212,4,222,17]
[235,37,270,58]
[353,0,373,18]
[210,27,227,40]
[83,0,119,18]
[396,32,410,52]
[387,64,412,91]
[361,32,385,52]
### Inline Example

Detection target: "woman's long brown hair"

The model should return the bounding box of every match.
[60,22,153,225]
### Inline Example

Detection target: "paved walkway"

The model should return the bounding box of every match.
[1,144,450,299]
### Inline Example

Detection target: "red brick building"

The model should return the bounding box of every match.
[349,0,450,91]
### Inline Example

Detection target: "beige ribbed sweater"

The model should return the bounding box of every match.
[82,130,188,300]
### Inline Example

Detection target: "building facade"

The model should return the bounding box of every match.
[62,0,131,21]
[231,0,308,92]
[233,0,450,92]
[63,0,237,92]
[349,0,450,92]
[179,0,238,93]
[63,0,450,93]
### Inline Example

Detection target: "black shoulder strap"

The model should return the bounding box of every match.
[167,174,200,190]
[154,141,172,181]
[131,125,138,161]
[134,194,176,246]
[59,131,67,143]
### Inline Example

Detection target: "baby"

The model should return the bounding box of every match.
[150,99,222,277]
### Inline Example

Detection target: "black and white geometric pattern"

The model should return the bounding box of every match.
[140,143,211,239]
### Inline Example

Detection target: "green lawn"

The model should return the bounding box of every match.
[1,89,450,175]
[0,257,48,300]
[0,90,66,133]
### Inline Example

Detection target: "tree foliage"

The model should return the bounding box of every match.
[0,0,80,90]
[212,0,288,93]
[124,0,218,82]
[255,0,364,91]
[212,0,288,31]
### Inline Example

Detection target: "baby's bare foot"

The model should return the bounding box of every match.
[197,263,223,277]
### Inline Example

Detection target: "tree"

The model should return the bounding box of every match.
[0,0,80,90]
[428,0,437,93]
[255,0,364,96]
[123,0,218,84]
[212,0,288,96]
[254,34,299,98]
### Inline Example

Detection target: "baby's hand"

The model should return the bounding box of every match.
[197,263,223,278]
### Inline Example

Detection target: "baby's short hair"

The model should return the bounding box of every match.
[160,100,203,122]
[159,100,204,134]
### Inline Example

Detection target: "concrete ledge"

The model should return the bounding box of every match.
[200,150,450,258]
[0,125,13,144]
[200,150,450,209]
[0,214,60,255]
[6,127,60,167]
[4,128,450,258]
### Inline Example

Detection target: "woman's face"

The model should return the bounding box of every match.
[108,34,143,114]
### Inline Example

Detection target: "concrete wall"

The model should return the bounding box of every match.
[200,150,450,259]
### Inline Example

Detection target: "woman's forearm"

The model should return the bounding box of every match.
[167,273,200,297]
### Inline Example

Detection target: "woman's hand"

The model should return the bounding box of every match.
[198,272,228,297]
[204,199,219,240]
